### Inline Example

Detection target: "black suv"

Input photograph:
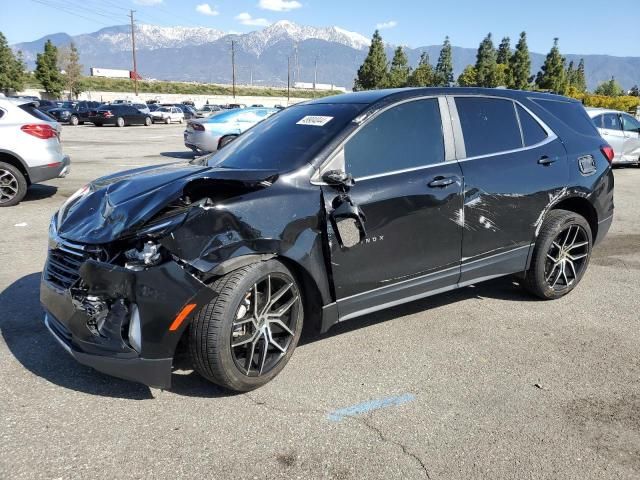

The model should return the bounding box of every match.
[41,88,614,391]
[91,104,152,127]
[46,101,101,125]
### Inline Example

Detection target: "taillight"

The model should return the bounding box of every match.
[20,124,57,140]
[600,145,614,164]
[102,111,113,118]
[190,122,204,131]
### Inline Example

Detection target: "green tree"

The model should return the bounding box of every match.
[384,46,411,88]
[475,33,499,87]
[0,32,25,93]
[594,77,624,97]
[457,65,477,87]
[509,31,531,90]
[407,52,435,87]
[35,39,64,97]
[573,58,587,93]
[496,36,512,87]
[59,42,83,98]
[434,36,454,86]
[354,30,388,91]
[535,38,567,94]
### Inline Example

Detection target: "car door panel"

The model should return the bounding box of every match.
[621,114,640,162]
[320,97,463,319]
[600,113,625,161]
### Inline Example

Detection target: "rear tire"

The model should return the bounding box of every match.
[189,259,304,392]
[144,116,152,126]
[69,115,79,126]
[165,117,171,124]
[0,161,28,207]
[523,209,592,300]
[116,117,125,127]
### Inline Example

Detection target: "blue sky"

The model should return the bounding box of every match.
[1,0,638,56]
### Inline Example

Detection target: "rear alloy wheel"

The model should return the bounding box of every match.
[189,260,303,391]
[0,162,28,207]
[69,115,79,126]
[116,116,125,127]
[144,116,152,126]
[165,117,171,124]
[523,209,592,299]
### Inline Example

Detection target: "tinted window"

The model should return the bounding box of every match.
[621,114,640,132]
[591,114,604,128]
[344,99,444,178]
[455,97,522,157]
[602,113,622,130]
[516,104,548,146]
[532,98,599,136]
[19,103,55,122]
[210,103,366,172]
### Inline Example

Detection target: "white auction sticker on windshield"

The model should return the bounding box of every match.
[296,115,333,126]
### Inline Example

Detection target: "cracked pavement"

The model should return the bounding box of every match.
[1,124,639,479]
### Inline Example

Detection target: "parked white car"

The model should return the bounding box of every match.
[151,106,184,124]
[587,108,640,166]
[0,97,70,206]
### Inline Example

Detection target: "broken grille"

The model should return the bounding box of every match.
[45,240,95,290]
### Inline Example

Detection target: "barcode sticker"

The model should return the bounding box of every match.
[296,115,333,126]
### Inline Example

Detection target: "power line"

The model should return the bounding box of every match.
[30,0,112,27]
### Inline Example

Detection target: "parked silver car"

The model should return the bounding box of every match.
[0,97,70,206]
[587,108,640,166]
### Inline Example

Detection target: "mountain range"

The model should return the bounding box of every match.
[11,21,640,91]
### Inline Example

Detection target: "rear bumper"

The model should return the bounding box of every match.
[44,313,173,389]
[28,155,71,183]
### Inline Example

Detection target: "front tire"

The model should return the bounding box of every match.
[165,117,171,124]
[0,162,28,207]
[523,209,592,299]
[189,260,304,392]
[144,116,152,126]
[69,115,79,126]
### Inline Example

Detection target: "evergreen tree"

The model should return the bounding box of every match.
[384,46,411,88]
[434,36,454,86]
[0,32,25,93]
[354,30,388,91]
[457,65,477,87]
[59,42,83,98]
[475,33,499,87]
[496,36,512,87]
[509,31,531,90]
[35,39,64,97]
[573,58,587,93]
[407,52,434,87]
[594,77,623,97]
[535,38,567,94]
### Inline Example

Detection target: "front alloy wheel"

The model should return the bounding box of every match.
[189,260,304,391]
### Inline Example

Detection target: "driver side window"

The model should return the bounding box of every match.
[344,98,444,179]
[622,114,640,133]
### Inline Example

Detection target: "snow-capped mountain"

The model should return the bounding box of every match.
[91,24,227,51]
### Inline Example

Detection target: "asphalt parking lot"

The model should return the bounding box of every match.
[1,123,639,480]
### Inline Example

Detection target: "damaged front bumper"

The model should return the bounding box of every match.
[40,236,216,389]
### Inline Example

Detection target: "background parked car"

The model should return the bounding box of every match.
[196,104,222,118]
[35,99,59,113]
[587,108,640,166]
[151,106,184,124]
[132,103,150,115]
[0,98,70,206]
[92,104,152,127]
[184,107,277,153]
[46,101,101,125]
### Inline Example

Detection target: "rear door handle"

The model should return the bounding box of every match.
[537,156,556,166]
[428,176,456,188]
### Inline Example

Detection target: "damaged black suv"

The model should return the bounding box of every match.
[41,88,614,391]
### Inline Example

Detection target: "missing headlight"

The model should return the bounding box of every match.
[125,241,162,270]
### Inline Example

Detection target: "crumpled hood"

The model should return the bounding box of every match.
[56,161,278,244]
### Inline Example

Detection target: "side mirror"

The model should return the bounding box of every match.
[329,196,366,249]
[322,169,354,191]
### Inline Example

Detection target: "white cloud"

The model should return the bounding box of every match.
[376,20,398,29]
[258,0,302,12]
[195,3,219,16]
[134,0,163,5]
[235,12,270,26]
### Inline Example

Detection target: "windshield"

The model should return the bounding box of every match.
[157,107,170,112]
[207,103,366,172]
[59,102,75,109]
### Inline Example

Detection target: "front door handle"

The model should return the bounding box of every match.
[537,155,556,166]
[428,176,456,188]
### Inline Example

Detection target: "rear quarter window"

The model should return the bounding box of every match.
[516,104,548,146]
[19,103,55,122]
[531,98,599,136]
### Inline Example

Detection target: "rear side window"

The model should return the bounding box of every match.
[19,103,54,122]
[591,114,603,128]
[516,104,548,146]
[344,98,445,178]
[455,97,522,157]
[532,98,599,136]
[602,113,622,130]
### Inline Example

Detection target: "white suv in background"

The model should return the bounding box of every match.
[0,98,70,206]
[151,106,184,124]
[587,107,640,166]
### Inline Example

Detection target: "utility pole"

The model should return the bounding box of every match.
[313,55,318,96]
[231,40,236,99]
[287,55,290,104]
[249,66,253,87]
[129,10,138,96]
